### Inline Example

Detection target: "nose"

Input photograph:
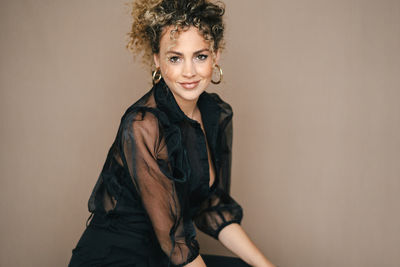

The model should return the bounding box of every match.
[182,60,196,78]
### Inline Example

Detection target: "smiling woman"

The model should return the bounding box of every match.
[68,1,276,267]
[154,26,218,118]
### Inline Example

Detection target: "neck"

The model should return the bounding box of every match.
[170,91,199,119]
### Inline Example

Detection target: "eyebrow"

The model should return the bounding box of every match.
[166,48,210,56]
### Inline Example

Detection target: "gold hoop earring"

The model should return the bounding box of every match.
[152,67,162,85]
[211,64,223,85]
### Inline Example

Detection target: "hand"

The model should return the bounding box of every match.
[254,262,277,267]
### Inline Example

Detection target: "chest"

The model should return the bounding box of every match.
[179,121,218,195]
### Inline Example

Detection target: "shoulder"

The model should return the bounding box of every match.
[118,107,165,158]
[120,88,168,132]
[207,92,233,117]
[118,89,165,141]
[122,107,162,139]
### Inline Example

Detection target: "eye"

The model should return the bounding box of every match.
[168,56,181,63]
[196,54,208,61]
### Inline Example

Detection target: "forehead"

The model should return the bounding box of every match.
[159,26,210,52]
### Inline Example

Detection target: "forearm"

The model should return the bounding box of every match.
[218,223,276,267]
[184,254,207,267]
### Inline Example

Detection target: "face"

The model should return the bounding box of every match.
[154,26,220,105]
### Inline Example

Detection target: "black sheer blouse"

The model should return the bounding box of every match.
[87,79,243,266]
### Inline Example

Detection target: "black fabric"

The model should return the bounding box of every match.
[202,254,251,267]
[69,79,243,267]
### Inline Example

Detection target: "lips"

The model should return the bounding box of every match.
[179,80,200,90]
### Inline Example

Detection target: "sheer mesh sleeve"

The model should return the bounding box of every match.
[120,110,199,266]
[194,109,243,240]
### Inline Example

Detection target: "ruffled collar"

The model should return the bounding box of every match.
[153,78,222,130]
[154,79,222,183]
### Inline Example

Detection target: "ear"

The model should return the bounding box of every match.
[153,53,160,68]
[214,50,221,66]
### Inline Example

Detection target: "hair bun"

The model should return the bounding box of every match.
[127,0,225,68]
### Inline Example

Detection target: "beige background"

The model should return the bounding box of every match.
[1,0,399,266]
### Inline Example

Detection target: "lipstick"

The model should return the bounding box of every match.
[179,81,200,90]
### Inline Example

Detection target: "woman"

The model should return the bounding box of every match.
[69,0,276,266]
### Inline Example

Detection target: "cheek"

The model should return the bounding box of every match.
[161,64,179,81]
[197,63,213,78]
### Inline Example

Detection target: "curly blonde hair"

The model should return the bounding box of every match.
[126,0,225,67]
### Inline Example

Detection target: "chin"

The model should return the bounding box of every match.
[177,89,204,102]
[164,76,212,102]
[170,82,209,102]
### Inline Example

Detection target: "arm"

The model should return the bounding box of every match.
[218,223,276,267]
[195,99,276,267]
[193,189,276,267]
[121,110,201,266]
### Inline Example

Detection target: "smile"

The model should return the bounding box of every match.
[179,80,200,90]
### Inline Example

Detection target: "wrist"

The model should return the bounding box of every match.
[250,254,276,267]
[183,254,206,267]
